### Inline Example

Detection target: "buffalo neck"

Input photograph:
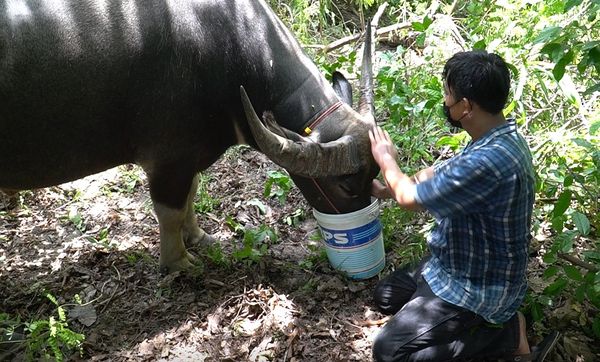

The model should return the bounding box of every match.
[233,0,340,136]
[271,72,340,134]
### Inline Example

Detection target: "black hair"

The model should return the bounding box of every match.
[442,50,511,114]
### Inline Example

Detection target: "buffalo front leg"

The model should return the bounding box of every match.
[153,202,197,273]
[146,166,199,273]
[0,189,19,210]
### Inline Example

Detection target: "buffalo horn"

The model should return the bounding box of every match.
[358,22,376,124]
[240,86,362,178]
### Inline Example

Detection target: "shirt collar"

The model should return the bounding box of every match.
[464,119,516,151]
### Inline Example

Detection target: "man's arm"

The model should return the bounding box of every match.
[412,166,435,184]
[369,127,424,211]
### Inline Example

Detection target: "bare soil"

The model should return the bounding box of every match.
[1,146,597,361]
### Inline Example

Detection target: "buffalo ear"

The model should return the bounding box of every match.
[332,71,353,106]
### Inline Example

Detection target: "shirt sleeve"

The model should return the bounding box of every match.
[415,153,500,219]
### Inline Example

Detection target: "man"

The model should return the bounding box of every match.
[369,50,559,361]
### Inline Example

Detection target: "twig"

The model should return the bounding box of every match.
[537,197,558,203]
[371,2,388,28]
[98,289,128,314]
[353,316,390,326]
[322,306,362,330]
[321,22,411,53]
[558,253,599,272]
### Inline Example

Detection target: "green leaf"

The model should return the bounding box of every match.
[423,16,433,29]
[436,135,461,148]
[46,293,59,306]
[473,39,486,50]
[591,119,600,135]
[504,100,516,116]
[583,83,600,96]
[543,265,560,279]
[540,42,565,62]
[551,216,564,234]
[552,50,574,82]
[564,0,583,12]
[572,212,591,235]
[563,175,573,187]
[556,231,576,253]
[582,251,600,263]
[572,138,594,148]
[552,190,572,218]
[563,264,583,281]
[416,33,426,47]
[225,216,244,234]
[575,284,586,302]
[543,250,558,264]
[531,301,544,322]
[582,41,600,51]
[411,21,424,31]
[538,295,553,307]
[593,316,600,339]
[534,26,563,44]
[247,199,266,215]
[543,278,568,296]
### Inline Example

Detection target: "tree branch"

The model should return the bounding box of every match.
[320,22,411,53]
[558,253,599,272]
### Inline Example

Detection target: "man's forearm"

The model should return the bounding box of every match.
[379,155,422,210]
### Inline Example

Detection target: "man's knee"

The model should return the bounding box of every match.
[373,282,396,314]
[373,272,416,315]
[372,327,408,362]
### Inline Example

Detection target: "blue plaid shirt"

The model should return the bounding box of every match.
[414,120,535,323]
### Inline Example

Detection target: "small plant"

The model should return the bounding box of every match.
[299,238,329,271]
[264,170,293,204]
[194,173,220,214]
[1,312,23,357]
[66,207,86,233]
[318,50,357,80]
[247,198,267,215]
[26,293,85,362]
[125,250,154,266]
[88,227,111,246]
[101,165,142,195]
[232,224,278,265]
[118,166,142,194]
[284,208,305,226]
[205,243,231,268]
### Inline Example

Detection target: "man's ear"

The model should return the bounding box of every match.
[462,98,473,114]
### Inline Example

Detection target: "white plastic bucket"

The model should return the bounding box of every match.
[313,199,385,279]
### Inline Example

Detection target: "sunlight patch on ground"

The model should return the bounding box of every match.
[124,284,301,361]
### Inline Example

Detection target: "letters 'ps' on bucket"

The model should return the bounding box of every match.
[313,199,385,280]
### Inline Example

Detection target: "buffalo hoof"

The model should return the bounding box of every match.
[184,228,217,247]
[159,251,197,275]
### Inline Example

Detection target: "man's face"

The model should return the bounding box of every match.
[442,85,466,129]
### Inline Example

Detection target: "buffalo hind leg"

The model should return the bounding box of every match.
[182,174,217,247]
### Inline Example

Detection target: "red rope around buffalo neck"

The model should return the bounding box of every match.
[299,101,344,214]
[302,101,343,136]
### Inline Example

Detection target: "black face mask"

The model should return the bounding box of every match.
[442,100,466,129]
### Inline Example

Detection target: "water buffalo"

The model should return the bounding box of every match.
[0,0,379,273]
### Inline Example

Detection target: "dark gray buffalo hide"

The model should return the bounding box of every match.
[0,0,378,273]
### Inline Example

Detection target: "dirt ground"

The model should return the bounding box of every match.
[1,146,598,361]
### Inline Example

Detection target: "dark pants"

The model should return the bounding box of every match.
[372,257,520,362]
